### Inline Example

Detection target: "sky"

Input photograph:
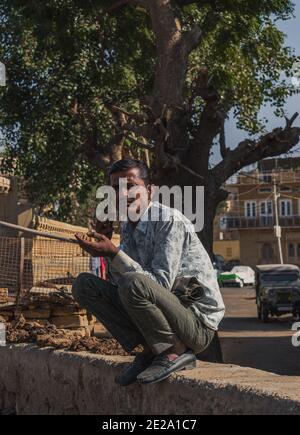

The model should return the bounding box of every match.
[220,1,300,165]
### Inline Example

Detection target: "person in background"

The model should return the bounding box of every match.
[88,220,114,280]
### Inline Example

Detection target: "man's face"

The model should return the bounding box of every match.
[110,167,151,221]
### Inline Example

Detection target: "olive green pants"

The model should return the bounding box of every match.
[72,271,215,355]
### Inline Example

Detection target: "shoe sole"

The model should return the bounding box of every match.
[115,359,155,387]
[137,359,196,385]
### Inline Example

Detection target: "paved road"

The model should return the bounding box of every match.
[219,287,300,376]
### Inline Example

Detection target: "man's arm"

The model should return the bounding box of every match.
[109,219,189,290]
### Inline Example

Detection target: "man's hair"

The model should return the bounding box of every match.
[108,158,151,184]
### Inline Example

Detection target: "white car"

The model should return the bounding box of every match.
[219,266,256,287]
[231,266,256,286]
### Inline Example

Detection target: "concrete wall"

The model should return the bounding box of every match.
[0,177,33,237]
[213,240,240,262]
[1,344,300,415]
[239,228,300,268]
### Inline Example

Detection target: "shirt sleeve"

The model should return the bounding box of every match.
[109,219,189,290]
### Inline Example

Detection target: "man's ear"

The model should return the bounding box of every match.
[147,184,154,200]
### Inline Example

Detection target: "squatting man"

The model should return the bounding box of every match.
[73,158,225,386]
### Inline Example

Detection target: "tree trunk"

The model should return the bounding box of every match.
[154,165,227,258]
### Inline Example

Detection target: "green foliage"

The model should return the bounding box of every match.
[185,0,299,133]
[0,0,298,222]
[0,0,154,222]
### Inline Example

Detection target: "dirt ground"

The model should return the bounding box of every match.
[220,286,300,376]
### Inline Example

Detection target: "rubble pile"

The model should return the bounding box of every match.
[0,289,97,336]
[3,316,130,356]
[0,288,8,304]
[0,289,135,356]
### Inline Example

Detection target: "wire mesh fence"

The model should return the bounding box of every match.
[0,235,90,303]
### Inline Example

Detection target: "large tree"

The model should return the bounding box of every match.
[1,0,300,252]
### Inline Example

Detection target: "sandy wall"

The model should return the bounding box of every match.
[0,344,300,415]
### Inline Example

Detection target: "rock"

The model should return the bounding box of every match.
[36,334,73,349]
[0,315,7,324]
[50,314,89,329]
[0,313,11,322]
[25,319,49,327]
[51,306,87,317]
[69,327,91,338]
[23,309,51,320]
[0,288,8,304]
[87,313,97,324]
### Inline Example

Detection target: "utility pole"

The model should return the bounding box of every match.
[273,180,284,264]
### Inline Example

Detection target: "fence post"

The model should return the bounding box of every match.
[15,237,25,315]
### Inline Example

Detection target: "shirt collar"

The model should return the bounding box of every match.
[123,201,153,235]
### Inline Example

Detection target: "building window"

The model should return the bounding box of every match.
[261,243,274,262]
[288,243,295,258]
[280,199,292,217]
[259,174,272,183]
[245,201,257,218]
[258,188,272,193]
[280,186,292,192]
[260,201,273,216]
[297,244,300,258]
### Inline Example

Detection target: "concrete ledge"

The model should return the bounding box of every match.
[0,344,300,415]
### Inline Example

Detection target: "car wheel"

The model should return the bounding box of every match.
[238,280,244,288]
[260,305,269,323]
[257,305,262,320]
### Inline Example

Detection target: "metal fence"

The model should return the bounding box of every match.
[0,236,90,303]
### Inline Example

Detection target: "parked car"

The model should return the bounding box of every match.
[218,266,256,288]
[213,254,226,272]
[256,264,300,323]
[223,260,241,272]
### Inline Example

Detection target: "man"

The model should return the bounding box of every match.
[73,158,225,386]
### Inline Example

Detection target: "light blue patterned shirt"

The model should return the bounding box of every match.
[109,201,225,331]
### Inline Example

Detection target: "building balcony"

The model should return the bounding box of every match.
[227,170,300,186]
[222,215,300,230]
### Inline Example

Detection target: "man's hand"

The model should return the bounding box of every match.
[75,232,119,258]
[95,220,114,240]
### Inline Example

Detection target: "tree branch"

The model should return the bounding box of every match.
[71,99,125,168]
[219,120,228,159]
[104,102,148,123]
[212,113,300,185]
[188,68,226,172]
[107,0,130,13]
[124,134,155,150]
[181,25,202,53]
[107,0,147,13]
[175,0,214,6]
